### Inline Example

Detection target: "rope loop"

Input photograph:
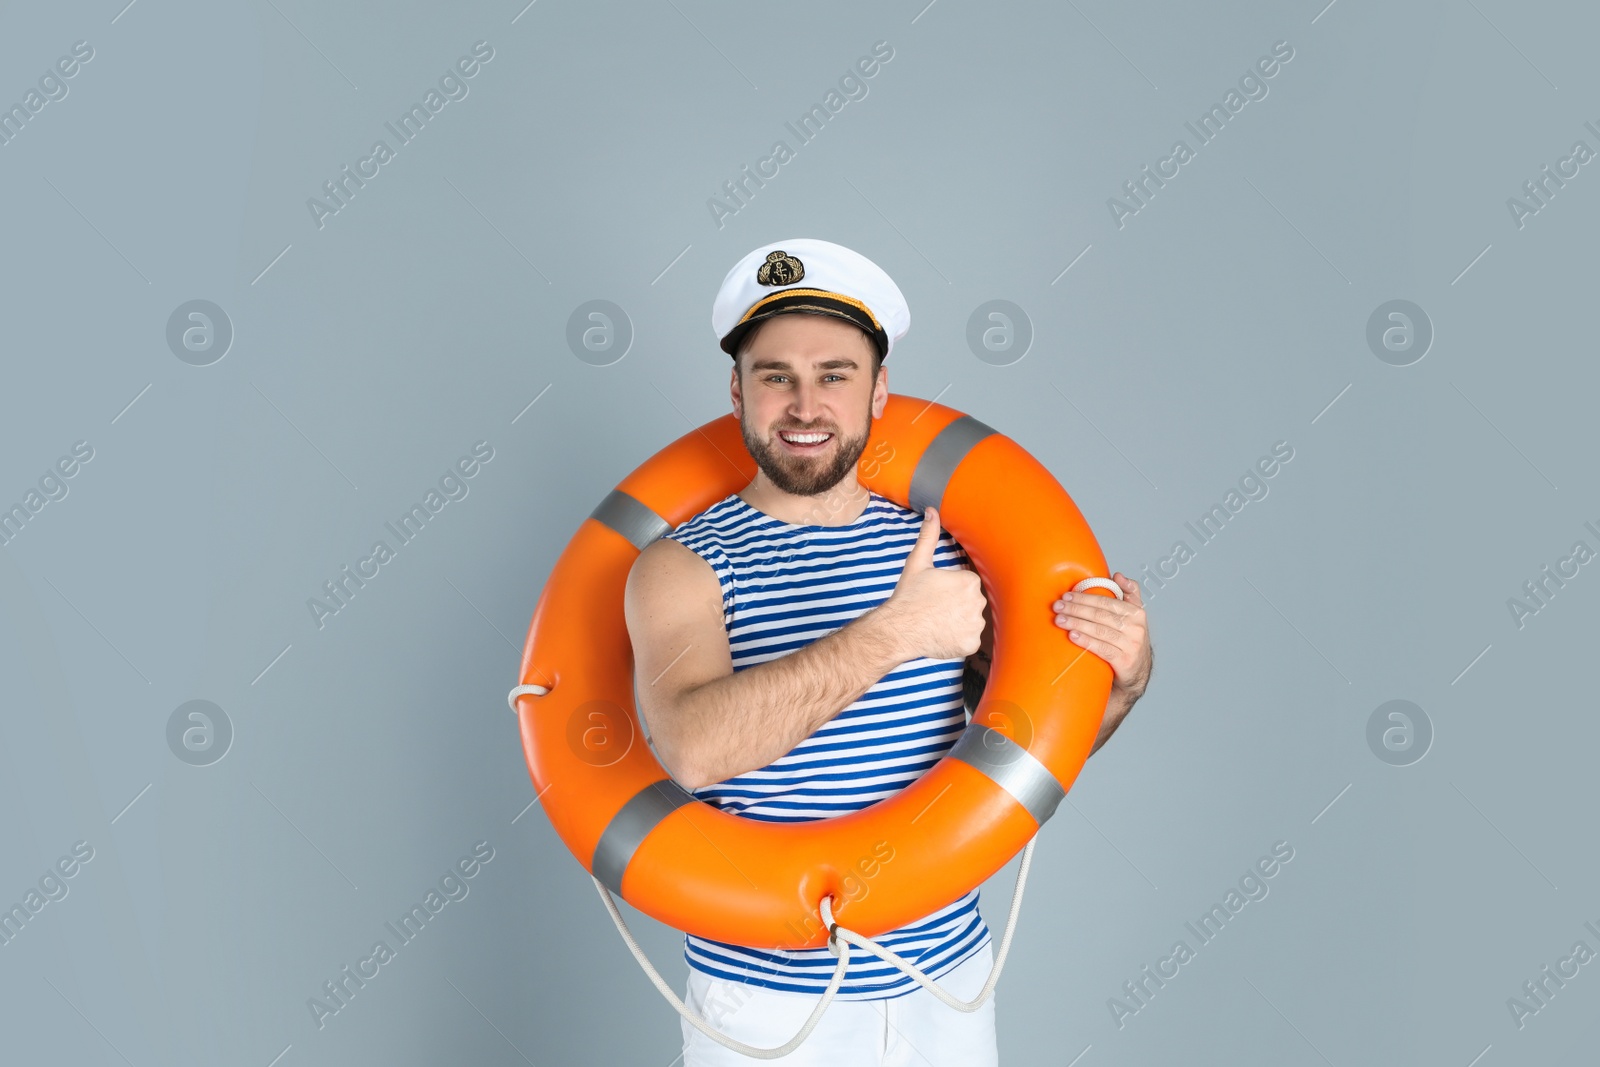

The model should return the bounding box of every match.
[507,683,550,713]
[1071,576,1124,600]
[595,835,1039,1057]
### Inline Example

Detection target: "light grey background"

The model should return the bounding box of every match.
[2,0,1596,1064]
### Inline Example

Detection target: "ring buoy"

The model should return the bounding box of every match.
[511,394,1119,951]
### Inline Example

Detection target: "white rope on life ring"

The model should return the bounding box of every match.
[1070,576,1125,600]
[594,835,1039,1059]
[507,683,550,712]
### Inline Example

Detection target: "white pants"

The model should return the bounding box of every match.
[680,941,998,1066]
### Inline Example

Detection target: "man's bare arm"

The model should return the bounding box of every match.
[625,538,913,790]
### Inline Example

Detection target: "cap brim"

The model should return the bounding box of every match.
[720,291,889,360]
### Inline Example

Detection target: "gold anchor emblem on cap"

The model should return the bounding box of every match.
[755,250,805,286]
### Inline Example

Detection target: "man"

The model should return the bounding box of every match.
[623,239,1152,1066]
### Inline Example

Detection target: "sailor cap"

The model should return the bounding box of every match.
[712,238,910,361]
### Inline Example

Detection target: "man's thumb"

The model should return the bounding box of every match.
[904,506,940,572]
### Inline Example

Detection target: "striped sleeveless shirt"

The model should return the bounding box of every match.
[661,489,991,1000]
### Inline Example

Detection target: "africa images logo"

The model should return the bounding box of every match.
[1106,40,1295,229]
[307,841,495,1030]
[306,41,495,230]
[706,41,895,229]
[306,441,494,630]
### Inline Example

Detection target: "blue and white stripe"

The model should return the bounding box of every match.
[663,490,991,1000]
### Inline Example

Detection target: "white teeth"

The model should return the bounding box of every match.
[780,432,830,444]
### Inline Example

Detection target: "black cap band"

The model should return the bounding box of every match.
[720,289,889,360]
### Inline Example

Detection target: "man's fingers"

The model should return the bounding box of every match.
[1057,614,1126,645]
[1062,626,1121,667]
[1054,596,1133,628]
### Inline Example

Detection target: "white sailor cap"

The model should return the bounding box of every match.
[712,238,910,361]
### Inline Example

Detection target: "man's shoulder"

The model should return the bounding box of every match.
[633,525,726,600]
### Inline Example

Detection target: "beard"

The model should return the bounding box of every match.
[740,407,872,497]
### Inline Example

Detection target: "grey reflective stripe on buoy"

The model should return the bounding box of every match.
[592,779,698,896]
[908,415,998,513]
[948,724,1066,827]
[590,490,673,551]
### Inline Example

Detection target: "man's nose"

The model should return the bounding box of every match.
[787,383,823,423]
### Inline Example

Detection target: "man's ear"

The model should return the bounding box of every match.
[870,364,888,418]
[730,360,743,418]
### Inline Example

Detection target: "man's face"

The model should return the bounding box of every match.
[730,313,886,498]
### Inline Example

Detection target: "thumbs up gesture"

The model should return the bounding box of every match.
[883,506,988,662]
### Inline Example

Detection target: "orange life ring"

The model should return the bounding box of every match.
[511,393,1118,951]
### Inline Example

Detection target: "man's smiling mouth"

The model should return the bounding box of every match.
[778,431,833,451]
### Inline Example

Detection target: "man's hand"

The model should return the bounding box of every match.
[1052,573,1152,754]
[882,506,987,662]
